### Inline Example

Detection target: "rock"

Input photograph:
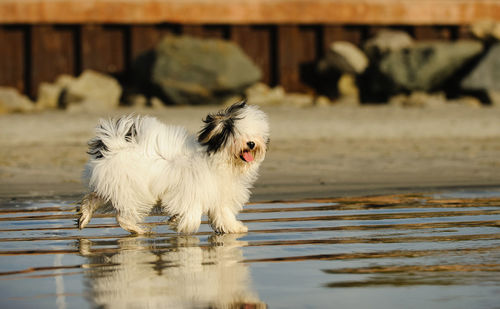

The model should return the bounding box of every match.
[364,29,414,59]
[462,43,500,92]
[152,35,261,105]
[0,87,35,114]
[285,93,314,108]
[338,74,359,98]
[314,95,332,107]
[36,82,63,109]
[334,95,359,106]
[450,96,482,108]
[357,29,415,103]
[322,41,368,74]
[124,94,148,108]
[471,20,500,41]
[335,74,360,105]
[245,83,285,106]
[62,70,122,110]
[488,91,500,106]
[150,97,165,109]
[55,74,77,88]
[379,40,483,92]
[36,75,77,110]
[36,75,79,110]
[389,92,447,108]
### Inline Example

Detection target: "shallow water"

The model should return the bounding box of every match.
[1,192,499,309]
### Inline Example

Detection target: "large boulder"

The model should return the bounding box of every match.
[364,29,414,59]
[461,43,500,105]
[151,35,261,105]
[379,40,483,92]
[315,41,367,100]
[319,41,368,74]
[0,87,34,114]
[356,29,415,103]
[462,43,500,91]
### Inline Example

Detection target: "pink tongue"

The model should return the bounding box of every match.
[242,152,254,162]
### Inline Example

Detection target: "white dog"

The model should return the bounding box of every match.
[78,101,269,234]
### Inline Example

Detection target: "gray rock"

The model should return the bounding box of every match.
[36,75,77,110]
[152,35,261,105]
[364,29,414,59]
[321,41,368,74]
[462,43,500,92]
[62,70,122,110]
[37,82,63,109]
[0,87,34,114]
[489,91,500,106]
[379,40,483,91]
[245,83,285,106]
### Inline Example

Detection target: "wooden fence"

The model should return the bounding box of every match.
[1,0,499,98]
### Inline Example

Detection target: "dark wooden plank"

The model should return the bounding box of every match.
[413,26,453,40]
[230,25,272,85]
[0,26,26,93]
[81,25,126,74]
[129,25,176,60]
[322,25,363,50]
[456,25,474,40]
[182,25,228,39]
[277,25,318,92]
[30,25,76,98]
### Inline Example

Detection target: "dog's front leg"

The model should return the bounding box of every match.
[209,207,248,234]
[173,209,202,234]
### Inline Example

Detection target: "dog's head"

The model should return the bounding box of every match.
[198,101,269,166]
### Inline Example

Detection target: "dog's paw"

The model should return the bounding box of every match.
[229,221,248,234]
[213,220,248,234]
[78,211,92,229]
[125,224,151,235]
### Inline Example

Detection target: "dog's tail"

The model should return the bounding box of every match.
[87,115,140,159]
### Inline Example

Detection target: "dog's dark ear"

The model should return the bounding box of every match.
[198,113,235,154]
[198,100,247,154]
[227,100,246,114]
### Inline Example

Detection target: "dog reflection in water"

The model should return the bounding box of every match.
[77,234,265,309]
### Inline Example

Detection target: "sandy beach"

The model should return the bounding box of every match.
[1,103,500,201]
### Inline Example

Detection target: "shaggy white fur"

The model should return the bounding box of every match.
[78,101,269,234]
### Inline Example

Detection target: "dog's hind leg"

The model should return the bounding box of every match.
[78,192,105,229]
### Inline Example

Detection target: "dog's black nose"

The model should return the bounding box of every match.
[247,141,255,149]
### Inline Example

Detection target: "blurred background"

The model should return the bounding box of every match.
[1,0,500,112]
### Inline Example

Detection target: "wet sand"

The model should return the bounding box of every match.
[1,104,500,200]
[1,193,499,308]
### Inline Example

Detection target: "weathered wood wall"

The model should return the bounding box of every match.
[0,24,476,98]
[0,0,496,98]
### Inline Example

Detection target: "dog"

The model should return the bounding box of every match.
[78,101,269,234]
